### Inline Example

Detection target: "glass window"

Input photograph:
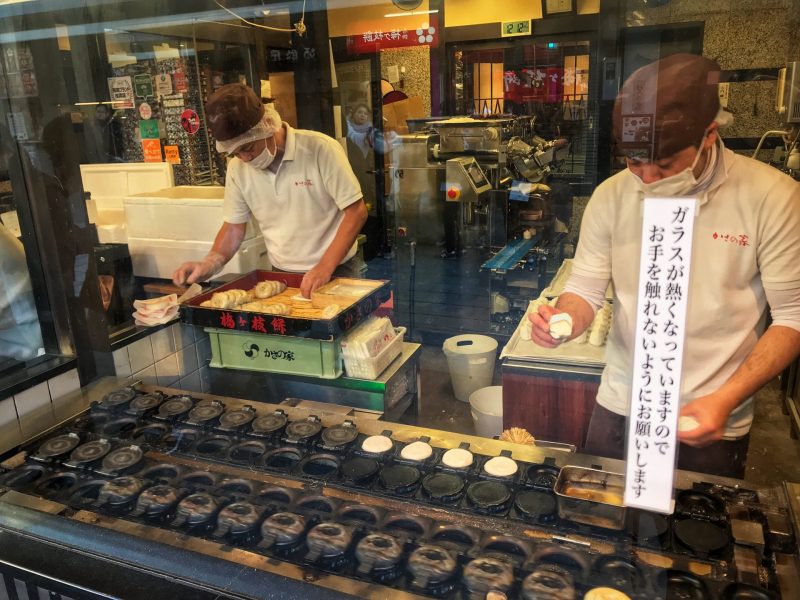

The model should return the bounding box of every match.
[0,2,798,597]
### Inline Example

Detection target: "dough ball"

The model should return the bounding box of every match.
[263,303,290,316]
[361,435,393,454]
[400,441,433,462]
[583,588,631,600]
[441,448,473,469]
[255,281,280,299]
[483,456,518,477]
[210,291,230,308]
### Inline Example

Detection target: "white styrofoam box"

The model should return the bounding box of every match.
[128,336,154,374]
[96,223,128,244]
[123,186,258,242]
[176,344,199,378]
[127,235,270,280]
[80,163,174,203]
[150,327,176,363]
[0,397,21,454]
[112,347,132,378]
[155,354,180,387]
[14,382,55,440]
[85,198,98,223]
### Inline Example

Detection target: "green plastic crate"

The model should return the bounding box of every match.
[206,328,343,379]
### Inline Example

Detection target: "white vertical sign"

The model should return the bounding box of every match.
[624,197,696,513]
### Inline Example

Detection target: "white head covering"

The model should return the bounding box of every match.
[714,107,734,129]
[215,106,282,154]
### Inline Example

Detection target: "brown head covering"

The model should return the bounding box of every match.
[613,53,721,161]
[205,83,265,141]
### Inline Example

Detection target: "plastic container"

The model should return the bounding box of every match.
[206,328,343,378]
[469,386,503,438]
[554,466,626,530]
[442,334,498,402]
[343,327,406,380]
[128,236,269,279]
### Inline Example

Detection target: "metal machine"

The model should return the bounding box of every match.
[2,381,800,599]
[389,116,536,252]
[753,61,800,179]
[387,115,570,335]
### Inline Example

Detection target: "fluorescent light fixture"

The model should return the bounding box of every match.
[74,101,115,106]
[384,9,438,17]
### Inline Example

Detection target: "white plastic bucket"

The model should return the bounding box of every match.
[442,334,498,402]
[469,386,503,439]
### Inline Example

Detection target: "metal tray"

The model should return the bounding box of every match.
[180,271,391,340]
[553,465,626,530]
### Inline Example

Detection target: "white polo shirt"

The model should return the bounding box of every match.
[223,124,362,271]
[569,144,800,437]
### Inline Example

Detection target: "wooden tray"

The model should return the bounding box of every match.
[180,270,391,339]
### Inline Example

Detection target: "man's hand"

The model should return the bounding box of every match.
[172,252,226,286]
[300,263,335,298]
[528,305,565,348]
[678,393,737,447]
[172,261,214,286]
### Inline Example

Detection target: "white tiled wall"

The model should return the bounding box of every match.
[0,324,211,455]
[0,324,211,456]
[112,323,212,394]
[1,366,83,454]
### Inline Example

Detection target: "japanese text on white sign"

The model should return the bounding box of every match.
[624,197,696,513]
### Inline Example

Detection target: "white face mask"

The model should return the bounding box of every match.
[633,136,707,197]
[243,141,276,170]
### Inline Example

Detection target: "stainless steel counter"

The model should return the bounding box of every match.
[0,379,798,599]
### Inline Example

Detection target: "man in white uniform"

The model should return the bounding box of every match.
[173,84,368,297]
[529,54,800,477]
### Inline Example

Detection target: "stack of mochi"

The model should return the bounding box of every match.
[200,281,291,315]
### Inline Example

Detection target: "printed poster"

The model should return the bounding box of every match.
[624,197,697,514]
[172,70,188,93]
[107,76,134,109]
[141,138,162,162]
[139,119,160,139]
[133,73,153,98]
[164,145,181,164]
[155,73,173,97]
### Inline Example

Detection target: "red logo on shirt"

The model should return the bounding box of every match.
[712,232,749,247]
[294,179,313,187]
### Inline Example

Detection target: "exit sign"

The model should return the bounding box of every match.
[501,20,531,37]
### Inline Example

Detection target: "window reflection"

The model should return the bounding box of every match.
[0,139,43,368]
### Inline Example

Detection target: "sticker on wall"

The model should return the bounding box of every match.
[180,108,201,135]
[164,145,181,164]
[138,102,152,120]
[139,119,160,140]
[141,138,162,162]
[107,76,134,109]
[155,73,173,97]
[133,73,153,98]
[172,70,188,93]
